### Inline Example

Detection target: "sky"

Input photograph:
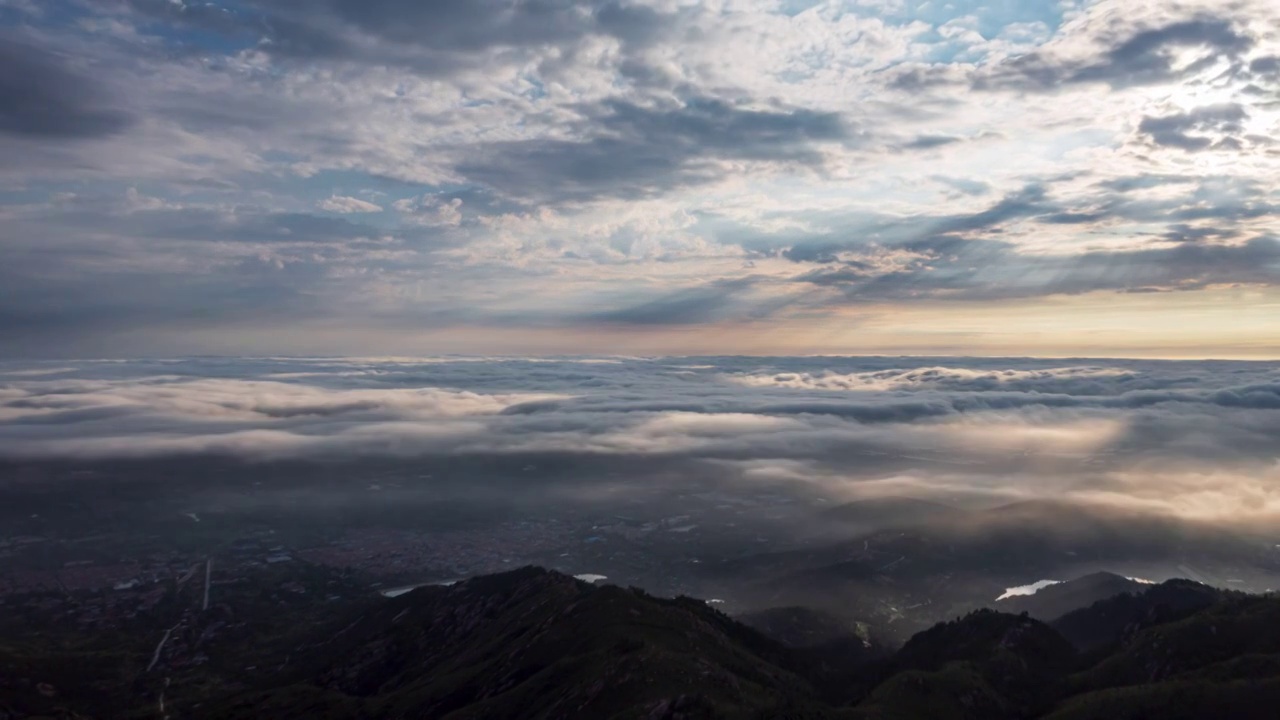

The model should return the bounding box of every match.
[1,0,1279,358]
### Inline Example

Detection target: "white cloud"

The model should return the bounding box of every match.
[318,195,384,213]
[723,366,1136,392]
[393,195,462,226]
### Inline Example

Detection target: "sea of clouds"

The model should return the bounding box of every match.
[2,356,1278,521]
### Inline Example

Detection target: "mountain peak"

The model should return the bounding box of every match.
[996,571,1150,621]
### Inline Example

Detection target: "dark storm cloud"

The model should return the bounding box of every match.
[1095,174,1200,193]
[751,170,1280,303]
[1039,210,1108,225]
[124,0,672,76]
[0,196,462,356]
[1138,103,1249,151]
[781,244,853,264]
[982,18,1253,91]
[794,234,1280,303]
[884,64,967,92]
[766,184,1063,261]
[0,252,323,335]
[333,0,668,49]
[930,176,991,197]
[1251,56,1280,75]
[6,195,419,246]
[744,184,1063,264]
[928,184,1050,234]
[900,134,962,150]
[0,37,133,139]
[1160,224,1242,244]
[892,17,1256,93]
[455,98,849,202]
[131,209,396,245]
[1067,18,1252,87]
[1052,172,1272,227]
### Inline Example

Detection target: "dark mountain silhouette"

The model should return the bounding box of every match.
[848,609,1077,718]
[1045,591,1280,719]
[211,567,827,719]
[1050,578,1230,651]
[5,568,1280,719]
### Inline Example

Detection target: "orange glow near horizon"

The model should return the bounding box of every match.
[159,286,1280,360]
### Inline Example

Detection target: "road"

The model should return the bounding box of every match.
[147,623,182,673]
[202,558,212,611]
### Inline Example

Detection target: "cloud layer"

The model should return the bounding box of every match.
[3,356,1278,521]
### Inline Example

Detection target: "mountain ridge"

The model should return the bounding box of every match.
[3,566,1279,719]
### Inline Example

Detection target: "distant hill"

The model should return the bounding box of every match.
[995,572,1149,621]
[1051,578,1229,652]
[726,498,1269,647]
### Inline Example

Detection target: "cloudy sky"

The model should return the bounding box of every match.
[2,0,1279,358]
